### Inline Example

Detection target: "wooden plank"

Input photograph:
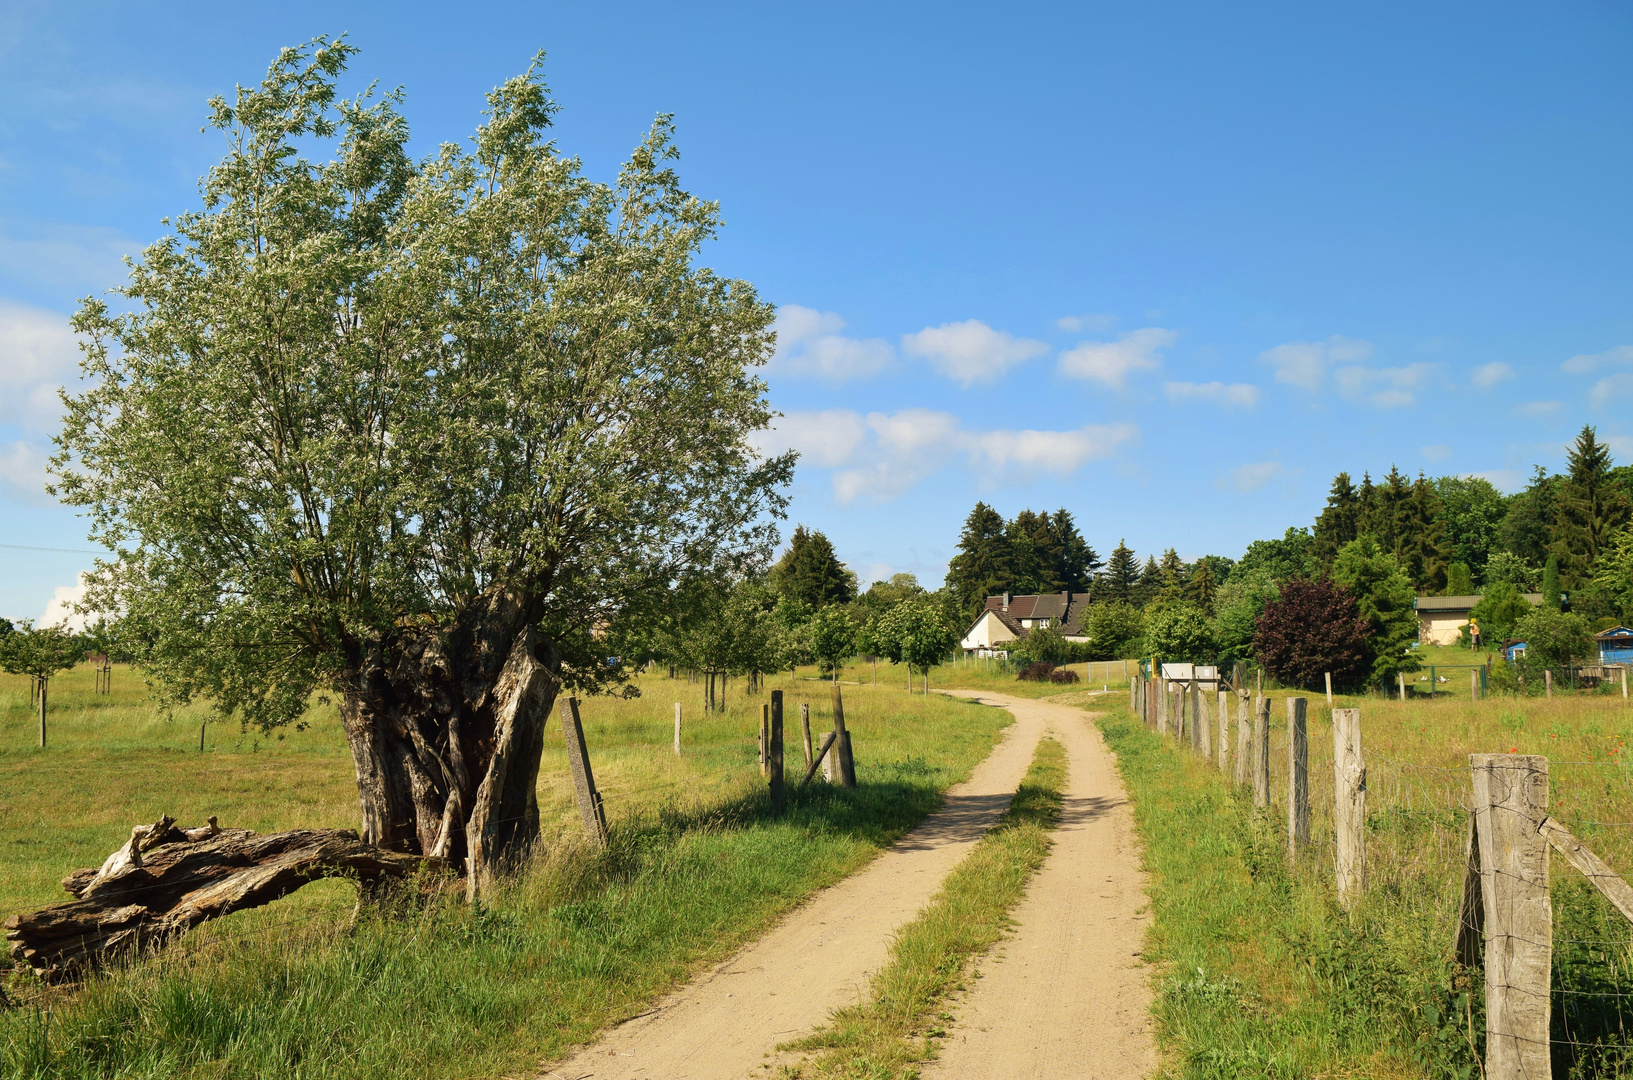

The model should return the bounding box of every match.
[1216,690,1229,773]
[1325,671,1333,705]
[802,703,813,770]
[1471,753,1551,1080]
[673,702,682,756]
[1332,707,1365,908]
[1195,682,1211,758]
[562,697,608,847]
[832,682,856,788]
[1234,691,1251,787]
[1454,812,1484,968]
[1287,697,1309,856]
[1539,816,1633,926]
[802,731,837,787]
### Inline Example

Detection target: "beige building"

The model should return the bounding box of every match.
[1415,593,1543,646]
[961,591,1089,655]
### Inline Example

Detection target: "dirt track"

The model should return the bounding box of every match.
[541,696,1047,1080]
[924,691,1155,1079]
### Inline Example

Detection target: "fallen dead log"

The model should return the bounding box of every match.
[5,815,444,982]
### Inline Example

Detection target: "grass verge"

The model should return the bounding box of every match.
[782,736,1067,1079]
[0,669,1010,1079]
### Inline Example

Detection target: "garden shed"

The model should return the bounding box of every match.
[1596,626,1633,665]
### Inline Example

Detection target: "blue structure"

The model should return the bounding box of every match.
[1503,639,1528,663]
[1597,626,1633,665]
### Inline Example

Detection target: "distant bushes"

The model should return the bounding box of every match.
[1048,668,1079,684]
[1017,661,1057,682]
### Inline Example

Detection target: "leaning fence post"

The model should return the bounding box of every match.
[1332,707,1365,909]
[801,703,813,769]
[674,703,682,755]
[1253,696,1271,808]
[769,691,785,814]
[1235,691,1251,787]
[562,697,609,847]
[1287,697,1309,858]
[1470,753,1552,1080]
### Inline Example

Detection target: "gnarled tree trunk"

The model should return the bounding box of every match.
[338,587,560,896]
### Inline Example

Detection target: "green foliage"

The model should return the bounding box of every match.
[807,604,857,675]
[876,598,960,674]
[1236,527,1313,583]
[1483,550,1539,592]
[946,503,1098,617]
[854,572,925,617]
[1590,526,1633,623]
[1432,475,1508,584]
[1511,606,1593,673]
[1497,466,1558,568]
[51,40,792,730]
[1210,571,1279,671]
[1084,600,1146,660]
[1549,424,1631,587]
[1311,472,1361,574]
[944,502,1011,616]
[1144,602,1213,662]
[1468,581,1535,645]
[770,526,855,610]
[1443,562,1475,596]
[0,620,83,683]
[1010,623,1071,665]
[1543,555,1561,608]
[1099,539,1141,605]
[1331,537,1419,683]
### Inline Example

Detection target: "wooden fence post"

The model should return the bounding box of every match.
[1470,754,1552,1080]
[1235,691,1251,787]
[769,691,785,814]
[1325,671,1333,705]
[832,682,857,788]
[1623,667,1628,699]
[1332,708,1365,908]
[1196,682,1211,758]
[562,697,609,847]
[674,703,682,756]
[1157,677,1169,737]
[1545,669,1553,698]
[1398,673,1406,701]
[1217,689,1229,773]
[760,703,770,776]
[38,678,47,748]
[1287,697,1309,857]
[1252,696,1271,808]
[801,703,813,769]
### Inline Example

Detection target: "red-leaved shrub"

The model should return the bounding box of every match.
[1252,577,1371,689]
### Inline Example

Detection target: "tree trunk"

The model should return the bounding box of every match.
[335,587,560,892]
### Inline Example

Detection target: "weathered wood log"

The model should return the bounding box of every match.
[5,818,440,982]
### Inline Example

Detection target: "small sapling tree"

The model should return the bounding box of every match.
[878,598,958,692]
[808,605,857,680]
[0,620,83,746]
[50,41,793,887]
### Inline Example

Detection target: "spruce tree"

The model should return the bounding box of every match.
[945,502,1014,616]
[1049,509,1099,593]
[1100,540,1140,603]
[1549,424,1631,586]
[1008,509,1055,593]
[1156,549,1186,604]
[1497,466,1557,568]
[771,526,854,609]
[1136,556,1162,607]
[1186,561,1219,609]
[1311,472,1360,574]
[1404,472,1453,593]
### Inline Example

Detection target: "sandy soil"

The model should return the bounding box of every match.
[540,697,1047,1080]
[922,691,1156,1079]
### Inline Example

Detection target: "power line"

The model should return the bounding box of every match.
[0,543,106,555]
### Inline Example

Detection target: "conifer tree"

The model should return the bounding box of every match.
[1311,472,1360,574]
[770,526,854,609]
[1186,561,1219,609]
[1136,555,1162,607]
[1049,509,1100,593]
[1403,473,1453,593]
[1497,466,1557,568]
[1008,509,1055,593]
[1100,540,1140,604]
[945,502,1014,616]
[1156,548,1187,604]
[1549,425,1631,586]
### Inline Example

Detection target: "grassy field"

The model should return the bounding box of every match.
[784,737,1067,1079]
[1101,679,1633,1078]
[0,664,1011,1079]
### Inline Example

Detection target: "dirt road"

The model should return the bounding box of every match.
[923,691,1155,1079]
[542,697,1047,1080]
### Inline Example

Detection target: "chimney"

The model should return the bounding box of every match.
[1002,592,1011,612]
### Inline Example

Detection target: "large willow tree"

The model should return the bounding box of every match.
[52,40,792,890]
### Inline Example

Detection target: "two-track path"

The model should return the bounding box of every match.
[924,691,1155,1079]
[541,691,1153,1080]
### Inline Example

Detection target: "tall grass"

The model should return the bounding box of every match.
[0,667,1010,1079]
[1102,684,1633,1078]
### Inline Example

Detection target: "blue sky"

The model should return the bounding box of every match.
[2,1,1631,622]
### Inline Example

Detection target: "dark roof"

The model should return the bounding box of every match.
[1595,626,1633,641]
[976,591,1088,638]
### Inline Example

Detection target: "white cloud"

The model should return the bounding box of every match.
[1422,444,1453,463]
[1055,313,1118,333]
[1258,335,1373,391]
[1517,400,1564,416]
[41,571,93,632]
[1471,362,1516,389]
[1163,380,1260,408]
[1216,461,1286,492]
[1057,327,1176,389]
[1334,362,1433,408]
[0,439,53,505]
[900,320,1047,386]
[0,300,80,426]
[769,304,892,382]
[1591,373,1633,407]
[1470,469,1526,494]
[776,406,1138,504]
[751,409,868,467]
[1561,345,1633,375]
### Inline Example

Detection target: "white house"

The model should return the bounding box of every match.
[961,591,1089,655]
